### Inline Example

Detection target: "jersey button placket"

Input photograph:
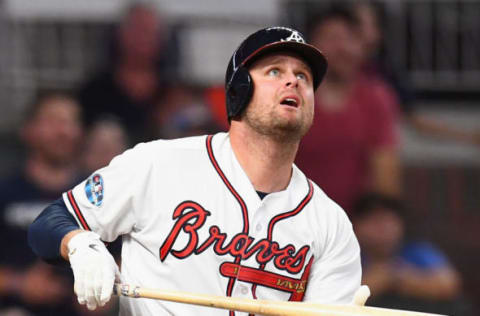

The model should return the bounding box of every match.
[252,204,266,236]
[241,285,249,295]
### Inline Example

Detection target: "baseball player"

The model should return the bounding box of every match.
[29,27,361,316]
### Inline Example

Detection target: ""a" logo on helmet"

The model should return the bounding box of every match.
[284,31,305,43]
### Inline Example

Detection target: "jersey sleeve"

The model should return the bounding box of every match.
[63,142,154,242]
[303,202,362,304]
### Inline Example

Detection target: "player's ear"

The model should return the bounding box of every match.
[226,66,253,119]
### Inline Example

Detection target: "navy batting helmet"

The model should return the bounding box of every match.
[225,26,327,121]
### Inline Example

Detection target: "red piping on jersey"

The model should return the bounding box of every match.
[206,135,249,315]
[252,180,314,301]
[206,135,249,233]
[67,190,91,231]
[291,255,314,301]
[267,180,314,240]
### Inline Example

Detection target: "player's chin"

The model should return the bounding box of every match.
[271,118,310,141]
[276,106,301,121]
[278,108,310,128]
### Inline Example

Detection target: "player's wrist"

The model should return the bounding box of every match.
[60,229,84,260]
[66,230,102,258]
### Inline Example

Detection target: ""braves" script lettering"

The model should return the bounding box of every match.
[159,201,310,274]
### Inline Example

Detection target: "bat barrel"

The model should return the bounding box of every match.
[113,284,447,316]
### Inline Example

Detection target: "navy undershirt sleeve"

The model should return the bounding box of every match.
[28,198,79,264]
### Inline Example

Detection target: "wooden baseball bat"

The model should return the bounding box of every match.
[113,283,447,316]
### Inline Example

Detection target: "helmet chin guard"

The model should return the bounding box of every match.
[226,66,253,120]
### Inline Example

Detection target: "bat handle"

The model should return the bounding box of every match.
[114,283,141,298]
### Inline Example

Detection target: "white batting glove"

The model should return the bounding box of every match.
[68,231,121,310]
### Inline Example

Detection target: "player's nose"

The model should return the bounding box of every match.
[285,71,299,88]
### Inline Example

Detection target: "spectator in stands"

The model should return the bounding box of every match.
[78,3,176,143]
[354,1,480,146]
[82,116,129,175]
[295,6,401,214]
[0,91,83,316]
[153,84,222,139]
[353,1,415,113]
[0,91,117,316]
[353,193,470,315]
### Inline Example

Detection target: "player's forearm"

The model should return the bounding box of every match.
[28,198,80,262]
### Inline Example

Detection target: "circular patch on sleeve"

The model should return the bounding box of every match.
[85,173,104,206]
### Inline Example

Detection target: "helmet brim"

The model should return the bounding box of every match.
[241,41,328,90]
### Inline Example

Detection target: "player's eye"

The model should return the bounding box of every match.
[296,72,307,81]
[268,68,280,77]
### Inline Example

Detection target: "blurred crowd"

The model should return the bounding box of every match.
[0,2,477,316]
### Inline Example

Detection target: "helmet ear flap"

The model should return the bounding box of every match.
[226,66,253,120]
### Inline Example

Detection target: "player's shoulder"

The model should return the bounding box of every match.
[124,133,231,164]
[106,134,212,168]
[150,134,209,149]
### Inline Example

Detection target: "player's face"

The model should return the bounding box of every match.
[243,52,315,142]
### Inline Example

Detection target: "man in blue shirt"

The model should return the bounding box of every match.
[353,193,470,315]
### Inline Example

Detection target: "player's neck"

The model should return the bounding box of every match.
[229,126,298,193]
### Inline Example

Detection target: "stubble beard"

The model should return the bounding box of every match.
[243,105,313,143]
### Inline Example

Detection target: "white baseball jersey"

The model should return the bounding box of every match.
[63,132,361,316]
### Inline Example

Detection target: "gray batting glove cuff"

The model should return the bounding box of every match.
[68,231,121,310]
